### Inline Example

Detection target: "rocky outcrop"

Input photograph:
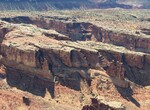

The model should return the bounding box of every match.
[0,20,150,94]
[82,97,125,110]
[0,10,149,110]
[2,16,150,54]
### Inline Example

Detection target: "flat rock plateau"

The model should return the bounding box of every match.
[0,9,150,110]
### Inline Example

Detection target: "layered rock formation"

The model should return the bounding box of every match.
[0,18,149,89]
[1,13,150,85]
[0,10,150,109]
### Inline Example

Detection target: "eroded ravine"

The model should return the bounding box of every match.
[2,16,150,53]
[0,11,150,110]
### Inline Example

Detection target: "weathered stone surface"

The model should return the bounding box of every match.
[2,16,150,54]
[125,53,144,68]
[88,69,129,88]
[0,10,150,110]
[82,98,125,110]
[145,54,150,64]
[0,16,150,96]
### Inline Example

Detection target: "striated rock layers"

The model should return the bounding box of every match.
[0,13,150,106]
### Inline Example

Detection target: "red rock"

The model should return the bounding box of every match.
[125,53,144,68]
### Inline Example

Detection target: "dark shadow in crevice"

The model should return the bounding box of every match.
[0,72,6,80]
[35,50,44,69]
[115,85,140,107]
[58,73,81,91]
[1,16,33,24]
[6,68,54,98]
[122,53,150,86]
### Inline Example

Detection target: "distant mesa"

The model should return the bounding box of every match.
[0,0,149,10]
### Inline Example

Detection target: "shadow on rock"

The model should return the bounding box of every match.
[6,68,55,98]
[115,86,140,107]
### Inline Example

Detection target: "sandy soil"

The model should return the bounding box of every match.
[0,65,150,110]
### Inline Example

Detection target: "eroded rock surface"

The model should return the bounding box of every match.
[0,10,150,110]
[82,98,125,110]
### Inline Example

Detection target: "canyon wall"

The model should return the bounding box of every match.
[2,16,150,54]
[0,19,150,97]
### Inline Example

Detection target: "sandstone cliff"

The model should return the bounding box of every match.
[0,10,150,110]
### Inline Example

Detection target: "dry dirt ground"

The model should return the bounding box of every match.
[0,66,150,110]
[0,66,80,110]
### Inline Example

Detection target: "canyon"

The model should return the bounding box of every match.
[0,9,150,110]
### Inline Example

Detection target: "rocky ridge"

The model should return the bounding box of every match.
[0,10,150,110]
